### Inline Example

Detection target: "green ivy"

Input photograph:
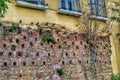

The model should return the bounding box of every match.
[111,74,120,80]
[111,2,120,23]
[56,68,64,76]
[41,33,56,44]
[0,0,9,17]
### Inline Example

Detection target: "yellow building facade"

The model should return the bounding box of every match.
[0,0,119,74]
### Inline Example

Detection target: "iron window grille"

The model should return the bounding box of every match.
[58,0,82,16]
[17,0,45,5]
[16,0,48,9]
[59,0,81,12]
[88,0,107,18]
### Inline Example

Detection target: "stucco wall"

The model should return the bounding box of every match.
[0,0,79,31]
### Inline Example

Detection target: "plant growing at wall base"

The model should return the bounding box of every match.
[41,33,56,44]
[56,68,64,76]
[111,74,120,80]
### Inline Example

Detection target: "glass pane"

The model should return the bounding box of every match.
[68,0,72,10]
[103,8,107,17]
[98,0,104,6]
[61,0,66,9]
[98,6,103,16]
[91,4,96,15]
[76,0,81,11]
[90,0,96,4]
[27,0,38,4]
[71,0,78,11]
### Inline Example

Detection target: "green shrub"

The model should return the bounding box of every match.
[111,74,120,80]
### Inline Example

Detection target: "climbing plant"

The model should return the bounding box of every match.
[111,2,120,23]
[111,2,120,41]
[0,0,9,17]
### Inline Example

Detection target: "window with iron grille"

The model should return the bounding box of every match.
[59,0,81,12]
[17,0,45,5]
[88,0,107,17]
[16,0,48,9]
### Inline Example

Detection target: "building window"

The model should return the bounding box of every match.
[16,0,48,10]
[58,0,82,16]
[61,0,66,9]
[17,0,44,5]
[88,0,107,18]
[59,0,80,11]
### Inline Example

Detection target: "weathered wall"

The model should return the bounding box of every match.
[0,0,119,74]
[0,24,112,80]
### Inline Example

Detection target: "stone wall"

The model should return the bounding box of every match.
[0,23,112,80]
